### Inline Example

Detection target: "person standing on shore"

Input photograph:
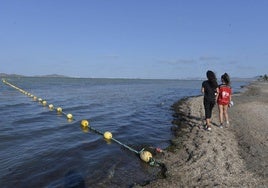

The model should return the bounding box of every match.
[201,70,219,131]
[217,73,232,128]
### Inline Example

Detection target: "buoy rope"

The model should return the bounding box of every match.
[89,126,140,154]
[2,79,74,120]
[111,138,140,154]
[2,79,160,165]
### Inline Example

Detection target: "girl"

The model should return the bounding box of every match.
[217,73,232,128]
[201,70,219,131]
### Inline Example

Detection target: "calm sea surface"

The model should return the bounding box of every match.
[0,77,248,187]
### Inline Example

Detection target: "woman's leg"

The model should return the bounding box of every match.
[206,118,211,126]
[205,101,214,130]
[204,100,211,127]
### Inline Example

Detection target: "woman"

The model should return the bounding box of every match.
[201,70,219,131]
[217,73,232,128]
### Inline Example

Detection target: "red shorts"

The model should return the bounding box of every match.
[217,100,229,105]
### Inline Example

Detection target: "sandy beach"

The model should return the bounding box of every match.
[136,81,268,187]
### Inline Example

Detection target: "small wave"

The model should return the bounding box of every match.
[62,104,91,112]
[12,115,45,125]
[3,102,31,108]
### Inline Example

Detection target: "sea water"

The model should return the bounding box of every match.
[0,77,248,187]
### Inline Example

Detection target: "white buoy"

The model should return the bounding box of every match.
[140,151,152,163]
[48,104,54,109]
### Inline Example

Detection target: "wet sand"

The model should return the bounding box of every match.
[136,81,268,187]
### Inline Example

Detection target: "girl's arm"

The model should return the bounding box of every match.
[230,88,232,101]
[215,87,219,101]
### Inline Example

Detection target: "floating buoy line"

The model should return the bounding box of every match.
[2,79,163,166]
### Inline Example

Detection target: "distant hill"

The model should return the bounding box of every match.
[0,73,24,77]
[0,73,68,78]
[34,74,69,78]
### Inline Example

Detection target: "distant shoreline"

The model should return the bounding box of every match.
[0,73,258,81]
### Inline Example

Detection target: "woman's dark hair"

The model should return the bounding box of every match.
[206,70,218,88]
[221,73,230,86]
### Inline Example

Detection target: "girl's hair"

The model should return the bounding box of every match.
[221,73,230,86]
[206,70,218,88]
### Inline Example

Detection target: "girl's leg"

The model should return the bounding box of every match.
[218,104,224,125]
[223,105,229,125]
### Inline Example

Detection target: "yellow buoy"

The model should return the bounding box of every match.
[81,120,89,127]
[38,98,42,102]
[140,151,152,163]
[48,104,54,109]
[57,107,62,113]
[104,131,112,140]
[42,100,47,106]
[67,113,73,119]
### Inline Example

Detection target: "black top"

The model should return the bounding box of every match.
[202,80,218,102]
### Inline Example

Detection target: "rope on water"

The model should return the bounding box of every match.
[2,79,74,120]
[111,138,140,155]
[2,79,161,165]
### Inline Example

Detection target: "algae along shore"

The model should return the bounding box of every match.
[135,81,268,187]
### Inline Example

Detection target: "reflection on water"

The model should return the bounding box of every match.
[64,170,85,188]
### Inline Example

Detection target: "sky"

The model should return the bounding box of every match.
[1,0,268,79]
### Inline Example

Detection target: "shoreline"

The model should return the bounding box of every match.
[136,81,267,187]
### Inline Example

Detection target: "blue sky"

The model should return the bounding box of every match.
[1,0,267,79]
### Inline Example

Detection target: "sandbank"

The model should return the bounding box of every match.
[135,81,268,187]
